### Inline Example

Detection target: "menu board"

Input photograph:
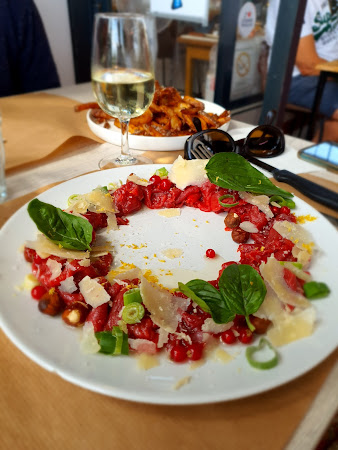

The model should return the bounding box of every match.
[150,0,210,26]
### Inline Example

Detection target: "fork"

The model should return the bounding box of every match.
[191,143,214,159]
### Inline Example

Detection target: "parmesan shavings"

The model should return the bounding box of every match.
[239,221,259,233]
[273,220,314,252]
[260,257,310,309]
[66,188,116,215]
[140,275,190,333]
[172,376,192,391]
[136,353,160,370]
[201,318,233,334]
[129,338,157,354]
[46,259,62,280]
[80,322,100,354]
[59,276,77,294]
[239,191,274,219]
[127,174,151,187]
[78,276,110,307]
[25,234,90,260]
[157,208,181,218]
[168,155,208,190]
[267,307,316,347]
[162,248,183,259]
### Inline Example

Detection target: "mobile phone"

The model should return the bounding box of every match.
[298,141,338,171]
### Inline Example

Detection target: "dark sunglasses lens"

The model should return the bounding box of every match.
[245,127,284,157]
[186,130,234,159]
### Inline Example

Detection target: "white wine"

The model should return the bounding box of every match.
[92,69,155,120]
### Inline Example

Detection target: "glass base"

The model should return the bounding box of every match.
[99,154,153,170]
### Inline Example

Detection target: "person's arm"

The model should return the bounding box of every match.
[295,34,327,77]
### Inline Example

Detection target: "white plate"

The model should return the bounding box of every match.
[86,100,230,151]
[0,165,337,405]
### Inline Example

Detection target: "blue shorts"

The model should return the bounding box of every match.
[288,75,338,118]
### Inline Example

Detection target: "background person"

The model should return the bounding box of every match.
[266,0,338,142]
[0,0,60,97]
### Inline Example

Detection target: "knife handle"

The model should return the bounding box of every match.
[273,170,338,211]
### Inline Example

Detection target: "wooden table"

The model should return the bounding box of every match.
[177,33,218,96]
[0,85,338,450]
[307,59,338,141]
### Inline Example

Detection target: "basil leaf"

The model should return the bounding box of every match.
[218,264,267,320]
[27,198,93,251]
[206,153,293,199]
[179,280,235,324]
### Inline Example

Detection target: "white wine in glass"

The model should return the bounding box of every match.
[91,13,155,168]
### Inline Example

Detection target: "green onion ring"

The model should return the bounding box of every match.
[122,302,145,324]
[246,338,279,370]
[218,194,239,208]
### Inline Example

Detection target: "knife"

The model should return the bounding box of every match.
[245,154,338,211]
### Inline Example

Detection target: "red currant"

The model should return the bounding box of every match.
[238,328,253,344]
[31,285,48,300]
[206,249,216,258]
[220,329,237,344]
[170,344,188,363]
[186,343,204,361]
[159,178,172,191]
[149,175,161,185]
[280,206,291,215]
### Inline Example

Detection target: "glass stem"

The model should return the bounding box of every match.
[120,118,131,158]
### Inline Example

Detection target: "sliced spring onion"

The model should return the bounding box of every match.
[155,167,169,178]
[112,326,129,355]
[303,281,330,299]
[95,327,129,355]
[123,288,142,305]
[122,302,145,324]
[67,194,80,206]
[279,261,303,270]
[95,331,116,354]
[218,194,239,208]
[107,181,122,192]
[270,195,296,209]
[246,338,279,370]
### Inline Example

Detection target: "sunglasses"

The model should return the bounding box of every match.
[184,124,285,160]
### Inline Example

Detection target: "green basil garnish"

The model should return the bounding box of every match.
[206,153,293,199]
[219,264,267,330]
[178,264,266,328]
[178,280,235,323]
[303,281,330,300]
[27,198,93,251]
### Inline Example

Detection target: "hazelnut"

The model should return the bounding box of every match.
[224,212,241,229]
[38,289,64,316]
[250,316,272,334]
[62,302,89,327]
[231,227,250,244]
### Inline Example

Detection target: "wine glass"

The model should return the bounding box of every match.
[91,13,155,169]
